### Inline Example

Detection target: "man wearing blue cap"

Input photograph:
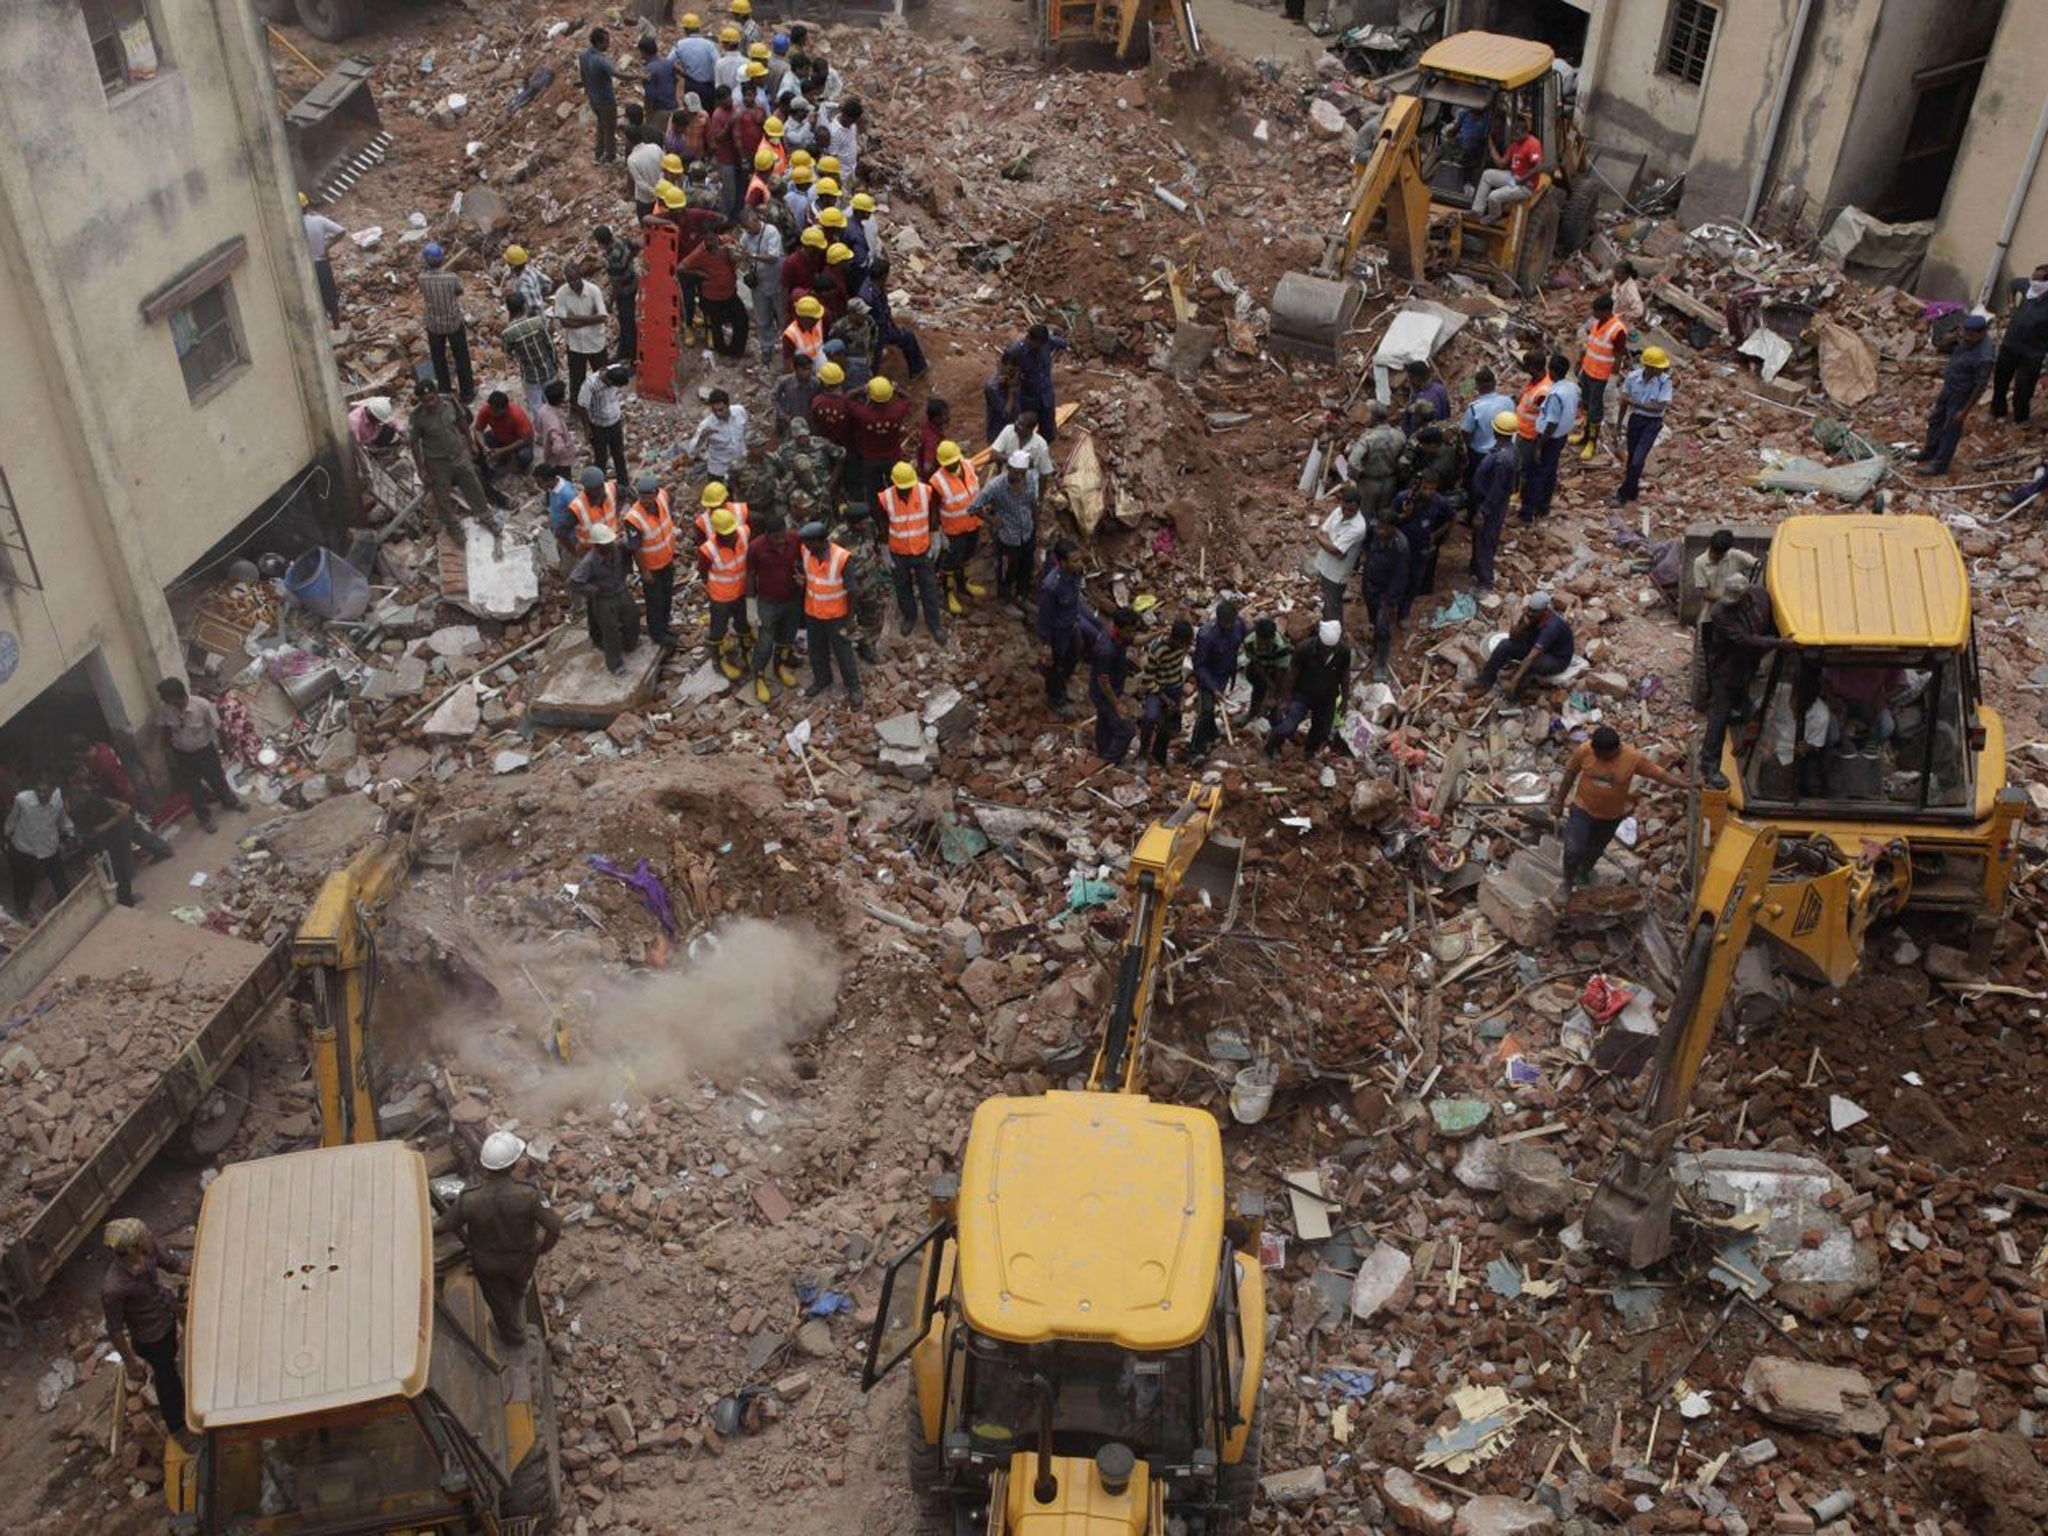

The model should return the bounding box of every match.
[1913,312,1996,477]
[419,243,474,403]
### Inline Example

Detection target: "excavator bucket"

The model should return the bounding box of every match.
[1183,835,1243,926]
[1584,1157,1676,1271]
[285,59,391,206]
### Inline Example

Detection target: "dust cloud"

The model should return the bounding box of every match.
[420,918,842,1115]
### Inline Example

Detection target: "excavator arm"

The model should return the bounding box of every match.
[1586,818,1910,1268]
[293,830,414,1147]
[1088,785,1243,1095]
[1322,93,1430,282]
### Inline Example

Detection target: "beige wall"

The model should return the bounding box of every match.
[0,0,348,735]
[1580,0,1711,175]
[1924,0,2048,302]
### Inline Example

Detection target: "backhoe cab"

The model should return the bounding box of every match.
[864,1093,1266,1535]
[164,1143,562,1536]
[1588,515,2025,1267]
[1274,31,1595,357]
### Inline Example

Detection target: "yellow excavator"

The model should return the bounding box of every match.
[1587,515,2027,1268]
[165,822,567,1533]
[1028,0,1203,66]
[864,785,1263,1535]
[1272,31,1597,357]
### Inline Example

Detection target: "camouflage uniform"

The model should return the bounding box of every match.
[1347,422,1407,519]
[827,306,878,389]
[828,500,889,662]
[728,456,787,524]
[774,426,846,519]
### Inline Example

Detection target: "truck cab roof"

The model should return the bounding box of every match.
[185,1142,433,1430]
[1766,514,1972,650]
[956,1091,1225,1351]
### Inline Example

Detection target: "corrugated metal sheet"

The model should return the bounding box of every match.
[1418,31,1555,89]
[186,1143,433,1428]
[1766,515,1971,649]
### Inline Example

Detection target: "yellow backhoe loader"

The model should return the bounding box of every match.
[864,786,1263,1535]
[1028,0,1203,66]
[1272,31,1597,358]
[293,827,413,1147]
[1587,515,2026,1268]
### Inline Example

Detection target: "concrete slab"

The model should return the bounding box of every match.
[529,638,663,728]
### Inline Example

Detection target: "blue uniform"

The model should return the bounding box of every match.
[1003,334,1070,440]
[1469,442,1518,588]
[1523,376,1581,521]
[1919,334,1995,472]
[1086,619,1133,763]
[1616,367,1673,503]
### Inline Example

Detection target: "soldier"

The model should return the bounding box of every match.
[1345,400,1405,519]
[728,454,787,527]
[774,416,844,520]
[828,497,890,663]
[434,1131,563,1346]
[827,296,879,389]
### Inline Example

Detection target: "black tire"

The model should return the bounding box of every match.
[1514,194,1562,299]
[1215,1411,1263,1530]
[505,1449,556,1533]
[294,0,364,42]
[905,1392,953,1536]
[164,1060,252,1165]
[1558,179,1601,254]
[252,0,295,20]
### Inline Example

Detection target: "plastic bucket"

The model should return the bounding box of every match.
[283,547,370,621]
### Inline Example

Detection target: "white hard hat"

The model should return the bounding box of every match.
[1318,619,1342,647]
[587,522,618,546]
[1006,450,1030,470]
[364,396,395,424]
[480,1130,526,1170]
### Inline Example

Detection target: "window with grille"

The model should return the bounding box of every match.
[170,282,247,400]
[1660,0,1719,88]
[79,0,163,99]
[0,463,42,592]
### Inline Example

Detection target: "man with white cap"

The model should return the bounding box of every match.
[970,449,1039,614]
[434,1130,563,1346]
[1469,592,1573,697]
[1266,619,1351,761]
[566,520,641,675]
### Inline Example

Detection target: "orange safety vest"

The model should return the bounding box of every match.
[694,501,751,544]
[1515,376,1553,441]
[1580,315,1627,381]
[881,483,933,556]
[746,172,772,207]
[768,143,790,176]
[621,491,677,572]
[568,484,618,552]
[930,463,981,535]
[804,542,850,619]
[781,318,824,362]
[700,529,750,601]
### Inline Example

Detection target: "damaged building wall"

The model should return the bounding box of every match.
[1821,0,2002,218]
[1923,0,2048,301]
[1681,0,1883,222]
[0,0,351,732]
[1577,0,1711,174]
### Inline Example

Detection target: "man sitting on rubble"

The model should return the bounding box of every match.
[1551,725,1685,897]
[1469,592,1573,698]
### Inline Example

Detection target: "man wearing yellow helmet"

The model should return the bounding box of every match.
[669,13,717,111]
[847,375,911,516]
[1613,346,1674,506]
[730,0,761,46]
[714,25,745,94]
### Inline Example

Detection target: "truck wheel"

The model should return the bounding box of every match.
[294,0,364,42]
[505,1450,556,1533]
[1513,195,1562,299]
[1216,1412,1263,1529]
[164,1061,252,1165]
[1558,180,1602,254]
[905,1392,955,1536]
[252,0,295,20]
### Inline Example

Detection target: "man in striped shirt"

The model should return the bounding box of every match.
[499,294,559,416]
[1133,619,1193,774]
[419,243,474,403]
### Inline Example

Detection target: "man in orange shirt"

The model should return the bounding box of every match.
[1550,725,1685,895]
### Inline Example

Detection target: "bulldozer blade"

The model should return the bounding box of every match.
[1186,835,1244,927]
[1269,272,1364,362]
[1584,1161,1675,1271]
[286,59,389,205]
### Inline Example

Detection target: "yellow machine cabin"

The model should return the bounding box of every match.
[165,1142,561,1535]
[866,1091,1265,1535]
[1588,515,2024,1268]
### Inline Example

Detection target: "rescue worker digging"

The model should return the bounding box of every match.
[700,505,754,678]
[434,1130,564,1346]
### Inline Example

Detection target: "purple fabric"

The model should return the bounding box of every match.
[587,854,677,936]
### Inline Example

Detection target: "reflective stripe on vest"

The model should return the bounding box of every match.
[623,490,676,572]
[804,543,850,619]
[569,485,619,552]
[782,319,824,361]
[931,464,980,534]
[695,502,751,544]
[882,483,932,555]
[701,529,750,601]
[1580,316,1627,381]
[1515,378,1552,440]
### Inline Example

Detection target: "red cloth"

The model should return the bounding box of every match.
[809,391,855,450]
[474,400,533,442]
[748,528,804,603]
[848,396,911,464]
[735,106,766,163]
[681,240,739,301]
[708,106,738,165]
[916,417,944,480]
[779,248,822,298]
[76,742,136,804]
[1508,134,1542,183]
[675,207,724,261]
